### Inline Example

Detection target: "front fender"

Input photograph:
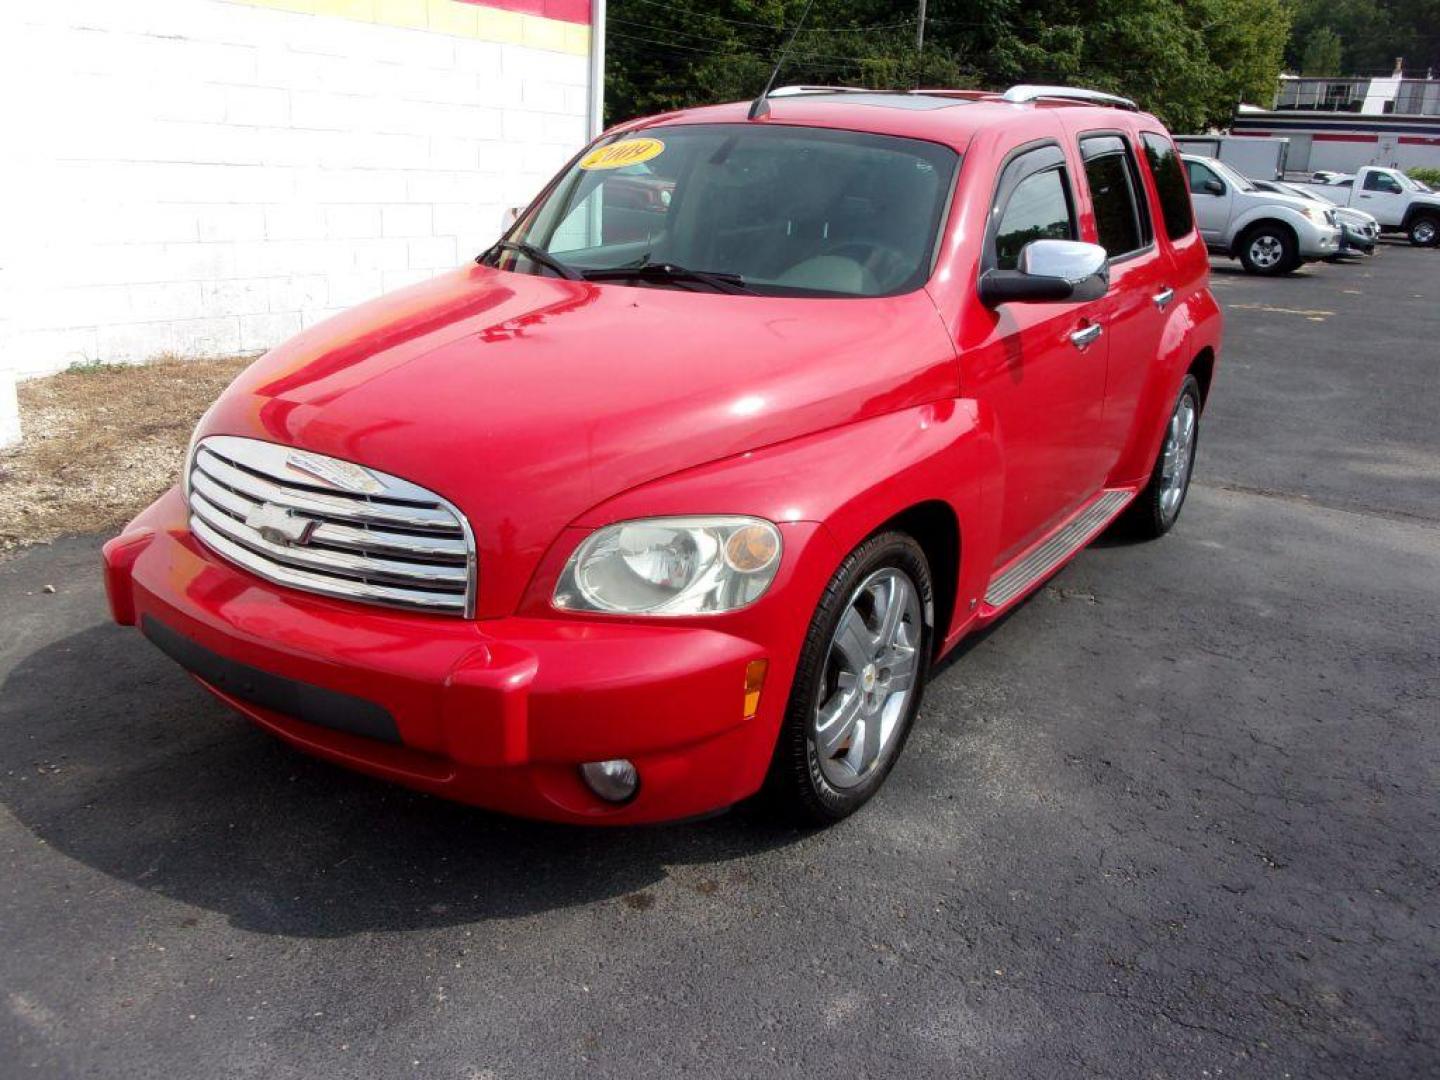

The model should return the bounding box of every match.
[1228,206,1299,247]
[1228,206,1334,257]
[522,399,997,651]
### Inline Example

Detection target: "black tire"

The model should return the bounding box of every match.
[1237,223,1299,275]
[1407,214,1439,247]
[1122,374,1202,540]
[767,531,933,826]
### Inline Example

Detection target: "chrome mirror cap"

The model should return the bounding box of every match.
[1018,239,1109,285]
[979,240,1110,306]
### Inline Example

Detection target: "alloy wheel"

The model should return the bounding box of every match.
[1159,392,1198,521]
[1249,234,1284,270]
[812,568,922,790]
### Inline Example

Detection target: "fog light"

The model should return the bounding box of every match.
[579,759,639,803]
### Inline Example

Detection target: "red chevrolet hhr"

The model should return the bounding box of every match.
[104,85,1221,825]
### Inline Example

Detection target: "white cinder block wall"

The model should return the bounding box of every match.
[0,0,600,447]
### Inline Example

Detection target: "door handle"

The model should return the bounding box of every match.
[1069,323,1102,350]
[1153,287,1175,311]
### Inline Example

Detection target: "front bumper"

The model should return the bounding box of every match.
[1336,224,1378,255]
[103,488,826,824]
[1297,223,1342,259]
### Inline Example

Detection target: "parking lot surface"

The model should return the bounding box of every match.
[2,247,1437,1079]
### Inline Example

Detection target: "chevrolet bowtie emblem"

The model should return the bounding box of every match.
[246,503,318,547]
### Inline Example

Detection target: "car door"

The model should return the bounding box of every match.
[1355,169,1407,228]
[1076,131,1170,472]
[1184,159,1233,244]
[958,140,1111,566]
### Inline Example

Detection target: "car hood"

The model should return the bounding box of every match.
[1260,191,1330,214]
[1333,206,1378,227]
[203,264,957,615]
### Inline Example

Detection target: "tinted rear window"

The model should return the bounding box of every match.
[1141,132,1194,240]
[1081,134,1151,258]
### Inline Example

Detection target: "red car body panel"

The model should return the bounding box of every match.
[207,273,957,619]
[104,94,1223,824]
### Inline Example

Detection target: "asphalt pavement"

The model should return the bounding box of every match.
[2,245,1437,1079]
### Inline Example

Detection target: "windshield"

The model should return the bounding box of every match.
[496,124,960,298]
[1209,159,1256,193]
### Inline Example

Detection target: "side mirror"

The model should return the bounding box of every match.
[978,240,1110,307]
[1202,178,1225,196]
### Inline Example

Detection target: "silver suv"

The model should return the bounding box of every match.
[1182,154,1341,274]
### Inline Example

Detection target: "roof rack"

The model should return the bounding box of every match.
[751,84,1140,111]
[1002,85,1139,111]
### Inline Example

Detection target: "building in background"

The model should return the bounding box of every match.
[0,0,606,447]
[1230,69,1440,177]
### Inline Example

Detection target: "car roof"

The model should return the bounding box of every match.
[610,90,1164,154]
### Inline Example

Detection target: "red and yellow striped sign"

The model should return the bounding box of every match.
[234,0,590,54]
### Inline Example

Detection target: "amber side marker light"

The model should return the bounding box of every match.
[743,659,769,719]
[724,524,780,573]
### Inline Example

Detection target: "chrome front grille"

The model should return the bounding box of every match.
[186,435,476,615]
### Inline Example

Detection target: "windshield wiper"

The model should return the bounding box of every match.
[580,261,755,295]
[478,241,581,281]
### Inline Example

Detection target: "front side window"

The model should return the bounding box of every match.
[1081,134,1151,258]
[1141,132,1195,240]
[1185,160,1224,194]
[1363,171,1403,193]
[498,124,960,297]
[992,163,1076,270]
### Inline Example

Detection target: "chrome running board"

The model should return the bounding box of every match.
[983,489,1132,610]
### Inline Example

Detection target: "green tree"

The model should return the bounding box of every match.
[1299,27,1343,75]
[1285,0,1440,75]
[604,0,1292,131]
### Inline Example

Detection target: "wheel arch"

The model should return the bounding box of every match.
[1230,215,1298,257]
[874,500,961,655]
[1188,346,1217,411]
[1402,203,1440,229]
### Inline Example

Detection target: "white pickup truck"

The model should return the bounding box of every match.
[1295,166,1440,247]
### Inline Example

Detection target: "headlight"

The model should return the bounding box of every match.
[554,516,782,615]
[1303,206,1330,226]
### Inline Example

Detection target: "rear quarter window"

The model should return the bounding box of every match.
[1141,132,1194,240]
[1080,134,1151,259]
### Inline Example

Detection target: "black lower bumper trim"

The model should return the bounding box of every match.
[142,615,401,745]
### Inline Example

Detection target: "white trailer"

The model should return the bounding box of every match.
[1175,135,1291,179]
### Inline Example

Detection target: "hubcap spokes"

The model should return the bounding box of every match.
[814,568,922,789]
[1159,395,1197,518]
[1251,236,1281,268]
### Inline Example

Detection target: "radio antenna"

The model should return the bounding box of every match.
[748,0,817,120]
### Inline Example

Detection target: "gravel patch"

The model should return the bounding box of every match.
[0,356,254,554]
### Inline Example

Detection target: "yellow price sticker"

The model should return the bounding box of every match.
[579,138,666,171]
